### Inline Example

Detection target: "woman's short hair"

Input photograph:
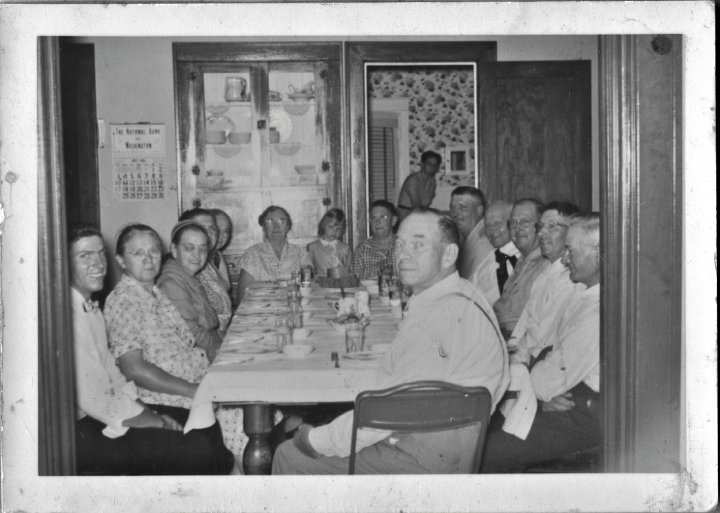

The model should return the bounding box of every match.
[114,223,162,256]
[258,205,292,231]
[369,199,397,218]
[209,208,232,225]
[179,207,213,223]
[68,224,103,248]
[170,220,209,246]
[318,208,347,237]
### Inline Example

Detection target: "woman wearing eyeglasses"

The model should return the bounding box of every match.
[235,205,312,303]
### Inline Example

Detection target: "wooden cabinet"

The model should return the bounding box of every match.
[174,43,341,278]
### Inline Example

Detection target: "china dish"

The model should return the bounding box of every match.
[292,328,312,340]
[368,343,390,353]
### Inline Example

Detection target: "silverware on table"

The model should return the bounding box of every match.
[331,351,340,368]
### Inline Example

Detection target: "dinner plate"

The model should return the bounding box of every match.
[341,351,384,362]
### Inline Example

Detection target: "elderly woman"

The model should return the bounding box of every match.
[236,205,312,303]
[157,221,222,363]
[104,223,234,473]
[179,208,232,330]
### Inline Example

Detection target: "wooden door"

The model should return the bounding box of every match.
[59,40,100,228]
[479,61,592,210]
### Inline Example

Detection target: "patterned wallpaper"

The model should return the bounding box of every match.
[368,67,476,189]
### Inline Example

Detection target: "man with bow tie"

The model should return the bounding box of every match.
[70,225,235,475]
[470,200,522,304]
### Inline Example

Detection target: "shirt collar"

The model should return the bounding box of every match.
[71,287,99,313]
[121,273,160,298]
[406,271,460,311]
[499,241,520,256]
[319,238,338,247]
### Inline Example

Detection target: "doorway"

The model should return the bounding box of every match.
[366,64,477,213]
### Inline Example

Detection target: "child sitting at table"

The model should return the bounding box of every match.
[307,208,352,278]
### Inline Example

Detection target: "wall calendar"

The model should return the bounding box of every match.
[111,123,166,200]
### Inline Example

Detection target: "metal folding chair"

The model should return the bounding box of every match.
[348,380,492,474]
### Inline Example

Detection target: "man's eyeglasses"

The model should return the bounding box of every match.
[508,218,535,230]
[264,218,289,227]
[370,214,390,222]
[535,221,569,232]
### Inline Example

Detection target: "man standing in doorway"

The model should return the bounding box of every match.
[396,150,442,220]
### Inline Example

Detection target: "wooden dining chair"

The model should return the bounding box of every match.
[348,380,492,474]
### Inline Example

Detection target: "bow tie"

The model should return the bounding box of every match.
[83,299,99,313]
[495,250,518,267]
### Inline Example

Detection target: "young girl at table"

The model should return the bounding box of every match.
[306,209,352,278]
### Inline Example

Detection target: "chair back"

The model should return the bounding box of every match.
[348,380,492,474]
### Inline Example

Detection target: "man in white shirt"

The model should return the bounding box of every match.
[272,209,509,474]
[507,201,582,360]
[480,213,601,473]
[449,186,494,280]
[471,200,522,304]
[70,225,234,475]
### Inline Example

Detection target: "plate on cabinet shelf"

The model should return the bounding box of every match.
[212,144,242,158]
[269,107,293,143]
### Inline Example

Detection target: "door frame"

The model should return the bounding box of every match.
[345,41,497,248]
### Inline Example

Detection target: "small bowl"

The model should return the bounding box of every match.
[369,343,389,353]
[295,165,317,176]
[228,131,251,145]
[282,343,314,359]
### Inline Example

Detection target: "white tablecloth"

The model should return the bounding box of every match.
[185,284,400,432]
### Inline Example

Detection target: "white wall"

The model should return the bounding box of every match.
[81,35,599,274]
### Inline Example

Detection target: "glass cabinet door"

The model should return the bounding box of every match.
[175,45,341,284]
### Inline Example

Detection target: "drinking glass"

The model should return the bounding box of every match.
[344,321,364,353]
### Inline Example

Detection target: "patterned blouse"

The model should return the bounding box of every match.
[240,239,312,282]
[349,236,397,280]
[197,263,233,331]
[105,274,210,409]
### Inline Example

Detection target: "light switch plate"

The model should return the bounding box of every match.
[97,119,106,148]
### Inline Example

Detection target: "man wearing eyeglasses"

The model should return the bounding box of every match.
[493,198,548,339]
[349,200,398,281]
[470,200,522,304]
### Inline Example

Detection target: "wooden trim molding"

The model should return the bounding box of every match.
[599,34,683,473]
[38,36,77,475]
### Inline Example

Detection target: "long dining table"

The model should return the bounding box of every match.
[185,280,401,474]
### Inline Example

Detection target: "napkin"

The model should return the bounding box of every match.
[500,363,537,440]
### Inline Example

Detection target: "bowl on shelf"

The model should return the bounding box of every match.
[284,102,311,116]
[294,165,316,176]
[228,131,251,145]
[205,103,229,116]
[205,130,227,145]
[272,142,301,156]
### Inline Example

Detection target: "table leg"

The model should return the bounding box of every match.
[242,404,273,475]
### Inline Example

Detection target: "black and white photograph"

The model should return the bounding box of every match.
[0,2,716,511]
